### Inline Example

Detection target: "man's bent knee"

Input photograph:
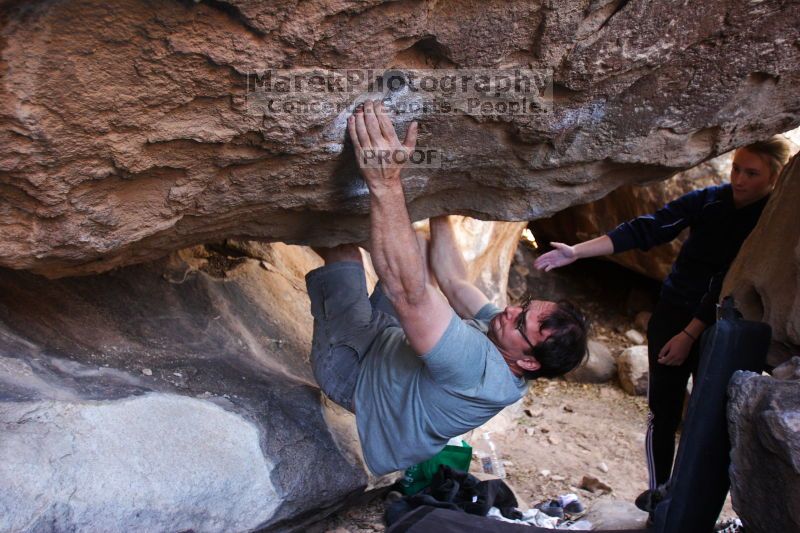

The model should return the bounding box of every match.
[312,244,362,265]
[311,344,359,412]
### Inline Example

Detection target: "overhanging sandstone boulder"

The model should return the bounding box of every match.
[2,0,800,277]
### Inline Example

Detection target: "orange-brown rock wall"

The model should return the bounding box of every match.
[2,0,800,277]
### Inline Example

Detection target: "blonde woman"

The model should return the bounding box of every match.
[534,136,791,511]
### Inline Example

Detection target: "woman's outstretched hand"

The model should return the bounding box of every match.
[534,242,579,271]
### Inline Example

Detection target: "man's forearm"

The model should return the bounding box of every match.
[429,216,489,318]
[429,217,468,286]
[368,183,428,307]
[347,100,453,355]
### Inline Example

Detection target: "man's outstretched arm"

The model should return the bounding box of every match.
[348,101,452,355]
[428,216,490,319]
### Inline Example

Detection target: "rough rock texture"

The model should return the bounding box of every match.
[0,244,374,532]
[617,345,649,396]
[532,155,728,280]
[723,153,800,367]
[773,356,800,381]
[0,218,521,532]
[2,0,800,277]
[728,366,800,533]
[565,339,616,384]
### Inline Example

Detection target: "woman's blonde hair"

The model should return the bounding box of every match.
[743,135,792,177]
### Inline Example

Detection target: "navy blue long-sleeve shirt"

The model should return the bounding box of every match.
[606,184,768,325]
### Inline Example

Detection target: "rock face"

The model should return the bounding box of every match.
[728,365,800,533]
[2,0,800,278]
[617,345,649,396]
[0,243,392,531]
[0,395,282,532]
[0,218,521,531]
[0,244,372,532]
[723,153,800,367]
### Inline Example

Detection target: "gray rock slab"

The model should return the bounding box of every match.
[0,253,369,532]
[0,394,279,532]
[728,370,800,533]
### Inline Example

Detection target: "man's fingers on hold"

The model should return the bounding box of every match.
[376,103,400,143]
[347,117,361,152]
[402,121,418,151]
[363,100,383,146]
[354,110,372,151]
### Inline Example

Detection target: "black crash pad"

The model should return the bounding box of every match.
[386,506,649,533]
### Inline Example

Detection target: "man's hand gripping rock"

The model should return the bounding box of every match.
[347,100,418,194]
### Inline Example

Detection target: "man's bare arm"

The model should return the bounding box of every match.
[428,216,491,318]
[348,101,452,355]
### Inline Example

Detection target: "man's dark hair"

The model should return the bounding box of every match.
[525,300,589,380]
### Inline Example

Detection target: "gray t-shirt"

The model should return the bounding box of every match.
[353,303,528,475]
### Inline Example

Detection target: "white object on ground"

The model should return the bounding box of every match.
[625,329,645,344]
[474,431,506,478]
[558,493,579,507]
[487,507,559,528]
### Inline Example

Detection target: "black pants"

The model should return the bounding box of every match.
[645,298,702,489]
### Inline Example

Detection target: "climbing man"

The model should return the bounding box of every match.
[305,100,588,475]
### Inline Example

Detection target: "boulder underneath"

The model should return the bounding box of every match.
[728,363,800,533]
[0,394,281,531]
[565,339,616,384]
[0,244,370,532]
[617,346,649,396]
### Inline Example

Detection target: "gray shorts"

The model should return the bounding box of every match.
[305,261,399,412]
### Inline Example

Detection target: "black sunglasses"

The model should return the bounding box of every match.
[515,295,536,353]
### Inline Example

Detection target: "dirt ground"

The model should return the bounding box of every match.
[317,246,736,532]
